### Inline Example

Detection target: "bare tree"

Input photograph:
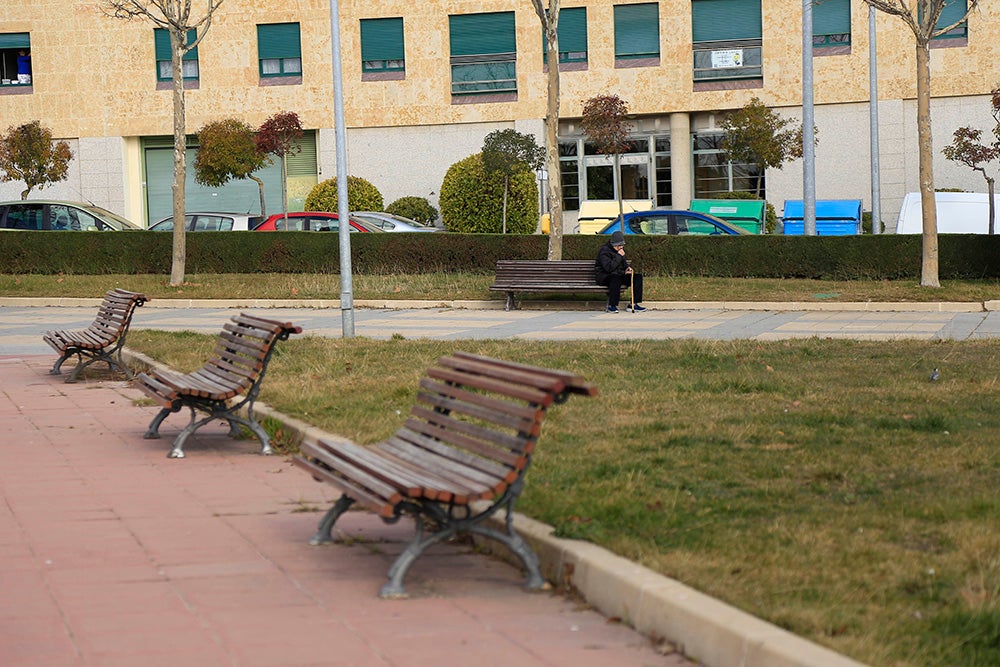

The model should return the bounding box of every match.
[104,0,225,286]
[863,0,981,288]
[530,0,565,259]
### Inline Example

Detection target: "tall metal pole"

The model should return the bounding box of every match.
[329,0,354,337]
[802,0,816,235]
[869,5,882,234]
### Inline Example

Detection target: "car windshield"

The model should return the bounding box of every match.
[81,205,142,230]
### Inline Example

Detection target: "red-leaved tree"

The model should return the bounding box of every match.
[256,111,304,227]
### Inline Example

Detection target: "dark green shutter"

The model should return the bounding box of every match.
[559,8,588,55]
[258,23,301,59]
[692,0,763,42]
[0,33,30,49]
[154,29,198,60]
[614,4,659,58]
[812,0,850,37]
[449,13,516,56]
[361,18,404,62]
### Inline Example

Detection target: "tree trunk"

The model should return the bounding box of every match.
[169,29,187,287]
[281,155,289,226]
[989,176,996,235]
[502,176,509,234]
[542,11,564,260]
[915,41,940,287]
[251,175,266,219]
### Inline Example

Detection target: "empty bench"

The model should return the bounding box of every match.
[43,288,149,383]
[293,351,597,598]
[489,259,625,311]
[135,313,302,458]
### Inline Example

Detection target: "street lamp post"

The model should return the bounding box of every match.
[802,0,816,236]
[329,0,354,337]
[869,5,882,234]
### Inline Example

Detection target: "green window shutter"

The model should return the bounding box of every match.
[812,0,850,37]
[0,33,30,49]
[692,0,762,42]
[361,18,404,62]
[154,29,198,61]
[542,8,588,63]
[258,23,302,59]
[614,3,659,59]
[938,0,967,29]
[285,130,317,177]
[449,13,516,56]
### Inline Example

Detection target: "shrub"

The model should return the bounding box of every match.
[386,196,439,225]
[711,190,778,234]
[305,176,383,212]
[439,153,538,234]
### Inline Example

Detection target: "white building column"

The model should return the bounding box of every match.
[669,112,692,209]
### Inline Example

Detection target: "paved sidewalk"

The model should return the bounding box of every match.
[0,355,690,667]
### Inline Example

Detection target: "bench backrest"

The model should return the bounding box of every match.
[201,313,303,395]
[391,351,598,497]
[493,260,598,285]
[89,289,149,343]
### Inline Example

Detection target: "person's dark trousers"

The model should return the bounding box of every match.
[605,273,643,308]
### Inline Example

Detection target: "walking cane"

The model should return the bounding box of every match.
[629,270,635,313]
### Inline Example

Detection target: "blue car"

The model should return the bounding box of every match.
[597,210,751,236]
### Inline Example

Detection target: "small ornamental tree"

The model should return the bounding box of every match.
[256,111,303,227]
[481,129,544,233]
[0,120,73,200]
[194,118,270,216]
[386,196,439,225]
[439,153,538,234]
[305,176,383,212]
[720,97,808,199]
[943,126,998,234]
[580,94,632,234]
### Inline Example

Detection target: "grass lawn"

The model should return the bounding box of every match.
[123,331,1000,667]
[2,272,1000,303]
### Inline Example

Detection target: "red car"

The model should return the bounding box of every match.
[253,211,383,232]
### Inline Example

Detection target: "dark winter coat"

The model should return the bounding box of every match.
[594,241,628,286]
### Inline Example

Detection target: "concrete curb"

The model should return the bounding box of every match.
[0,295,992,312]
[123,346,866,667]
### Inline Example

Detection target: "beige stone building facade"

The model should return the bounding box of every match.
[1,0,997,229]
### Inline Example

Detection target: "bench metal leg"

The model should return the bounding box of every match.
[309,494,355,545]
[466,515,544,591]
[48,351,76,377]
[381,517,457,599]
[504,292,516,312]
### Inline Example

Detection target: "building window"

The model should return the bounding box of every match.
[812,0,851,51]
[257,23,302,83]
[654,137,672,208]
[932,0,968,43]
[543,7,588,68]
[559,141,580,211]
[0,33,31,89]
[692,0,762,85]
[449,12,517,101]
[154,29,199,85]
[361,18,405,80]
[692,133,762,199]
[613,3,659,67]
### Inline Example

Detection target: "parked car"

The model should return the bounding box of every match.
[252,211,383,232]
[352,211,440,232]
[148,212,264,232]
[0,200,142,231]
[597,210,751,236]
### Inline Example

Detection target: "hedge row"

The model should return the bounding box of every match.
[3,231,1000,280]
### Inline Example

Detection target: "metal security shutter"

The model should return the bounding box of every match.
[812,0,850,37]
[154,29,198,60]
[543,7,587,63]
[0,33,30,49]
[614,3,659,59]
[449,13,515,56]
[143,139,283,224]
[360,18,404,62]
[285,130,317,177]
[692,0,762,42]
[257,23,301,59]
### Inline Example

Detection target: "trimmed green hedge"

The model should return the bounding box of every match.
[2,231,1000,279]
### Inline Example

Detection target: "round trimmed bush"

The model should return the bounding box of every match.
[439,154,538,234]
[386,196,439,225]
[305,176,383,212]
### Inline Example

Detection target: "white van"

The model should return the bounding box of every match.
[895,192,1000,234]
[576,199,654,234]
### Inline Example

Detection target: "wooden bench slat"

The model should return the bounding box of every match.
[301,440,407,506]
[388,426,521,485]
[379,437,503,503]
[291,455,397,518]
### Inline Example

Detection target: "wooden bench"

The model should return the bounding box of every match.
[293,351,597,598]
[489,259,626,311]
[43,288,149,383]
[135,313,302,458]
